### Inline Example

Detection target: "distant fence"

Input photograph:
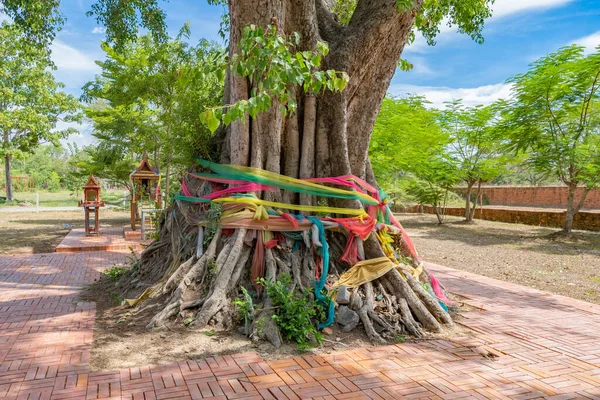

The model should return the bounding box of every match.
[393,205,600,231]
[453,186,600,209]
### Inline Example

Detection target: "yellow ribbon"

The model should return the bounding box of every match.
[212,196,369,217]
[332,257,396,288]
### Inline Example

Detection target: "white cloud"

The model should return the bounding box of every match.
[388,83,513,108]
[50,40,99,72]
[56,120,96,148]
[92,27,106,34]
[491,0,574,19]
[405,55,435,76]
[573,31,600,54]
[405,0,574,53]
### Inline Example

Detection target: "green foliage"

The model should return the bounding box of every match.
[440,100,506,186]
[233,286,254,331]
[370,96,460,208]
[107,289,120,305]
[0,0,64,47]
[395,334,407,344]
[102,266,126,281]
[9,144,88,192]
[398,58,414,72]
[207,259,218,277]
[413,0,493,46]
[202,25,349,132]
[332,0,357,25]
[502,45,600,191]
[81,27,224,193]
[257,274,325,350]
[0,22,81,198]
[87,0,168,49]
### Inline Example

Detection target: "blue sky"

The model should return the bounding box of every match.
[50,0,600,146]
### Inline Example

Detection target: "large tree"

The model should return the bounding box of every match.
[503,45,600,234]
[3,0,495,345]
[0,22,80,202]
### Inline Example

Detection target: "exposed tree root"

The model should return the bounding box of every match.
[131,205,453,348]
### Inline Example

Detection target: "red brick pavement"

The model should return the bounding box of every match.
[55,229,149,253]
[1,252,600,399]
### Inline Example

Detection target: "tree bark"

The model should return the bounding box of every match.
[464,180,475,221]
[4,154,13,202]
[563,184,590,233]
[563,183,577,233]
[470,180,482,221]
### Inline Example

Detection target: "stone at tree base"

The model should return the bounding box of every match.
[336,286,351,305]
[337,306,359,332]
[350,291,363,310]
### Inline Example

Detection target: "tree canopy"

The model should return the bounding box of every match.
[0,22,80,201]
[502,44,600,232]
[82,26,224,195]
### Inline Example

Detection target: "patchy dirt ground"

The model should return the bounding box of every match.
[82,274,474,372]
[397,213,600,305]
[0,210,130,254]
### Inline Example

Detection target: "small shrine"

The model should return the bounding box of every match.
[78,174,105,236]
[130,152,162,230]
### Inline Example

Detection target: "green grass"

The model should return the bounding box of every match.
[0,189,129,208]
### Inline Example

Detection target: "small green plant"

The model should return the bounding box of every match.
[233,287,254,331]
[591,277,600,284]
[107,289,120,305]
[184,317,195,327]
[203,329,216,337]
[126,247,140,272]
[395,334,407,344]
[255,317,266,336]
[207,259,218,276]
[102,266,126,281]
[257,273,325,350]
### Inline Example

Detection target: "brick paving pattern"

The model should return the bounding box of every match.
[55,228,148,253]
[1,250,600,399]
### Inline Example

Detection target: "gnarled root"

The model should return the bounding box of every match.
[194,228,249,327]
[357,282,386,344]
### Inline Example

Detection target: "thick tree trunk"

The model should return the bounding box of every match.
[4,154,13,202]
[123,0,453,347]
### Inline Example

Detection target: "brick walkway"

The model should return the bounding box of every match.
[1,253,600,399]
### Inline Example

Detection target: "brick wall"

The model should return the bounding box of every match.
[395,205,600,231]
[454,186,600,209]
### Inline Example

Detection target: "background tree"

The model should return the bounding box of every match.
[0,22,80,202]
[503,45,600,233]
[440,100,505,222]
[370,96,460,222]
[82,27,224,197]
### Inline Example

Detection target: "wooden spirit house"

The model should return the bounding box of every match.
[130,152,162,230]
[78,175,105,235]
